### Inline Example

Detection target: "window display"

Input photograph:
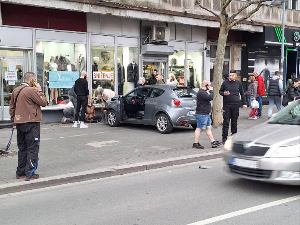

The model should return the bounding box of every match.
[187,51,204,88]
[36,41,86,105]
[92,45,115,99]
[117,47,139,94]
[168,50,185,86]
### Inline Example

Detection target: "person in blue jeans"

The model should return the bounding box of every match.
[193,80,221,149]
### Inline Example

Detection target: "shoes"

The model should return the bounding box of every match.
[248,116,257,120]
[192,143,204,149]
[61,116,67,124]
[211,141,221,148]
[72,122,78,128]
[25,174,39,181]
[80,122,89,129]
[16,174,25,179]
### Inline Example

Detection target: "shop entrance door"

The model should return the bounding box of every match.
[143,59,167,82]
[0,50,31,120]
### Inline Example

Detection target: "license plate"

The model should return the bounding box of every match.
[187,111,195,116]
[231,158,259,169]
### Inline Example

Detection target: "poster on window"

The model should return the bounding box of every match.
[49,71,79,88]
[5,71,17,81]
[93,71,114,80]
[254,58,280,92]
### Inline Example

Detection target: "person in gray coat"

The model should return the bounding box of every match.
[245,75,258,106]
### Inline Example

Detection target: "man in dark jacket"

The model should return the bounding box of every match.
[267,71,283,119]
[219,70,247,144]
[288,79,300,101]
[73,71,90,128]
[193,80,221,149]
[147,69,158,85]
[9,72,47,181]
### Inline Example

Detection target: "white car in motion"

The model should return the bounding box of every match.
[223,100,300,185]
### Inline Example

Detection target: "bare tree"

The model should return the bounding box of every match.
[195,0,269,125]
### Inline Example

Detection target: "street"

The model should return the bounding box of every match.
[0,159,299,225]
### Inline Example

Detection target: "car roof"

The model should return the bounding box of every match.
[140,85,191,90]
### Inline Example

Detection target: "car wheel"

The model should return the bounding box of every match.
[156,113,173,134]
[107,110,120,127]
[191,124,197,130]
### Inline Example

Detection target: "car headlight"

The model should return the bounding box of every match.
[267,144,300,158]
[224,136,233,151]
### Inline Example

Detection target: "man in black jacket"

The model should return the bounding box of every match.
[219,70,247,144]
[193,80,221,149]
[73,71,90,128]
[147,69,158,85]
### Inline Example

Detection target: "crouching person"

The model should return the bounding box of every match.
[86,99,102,123]
[9,72,47,181]
[193,80,221,149]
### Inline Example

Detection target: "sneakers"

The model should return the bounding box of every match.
[248,116,257,120]
[25,174,39,181]
[72,122,78,128]
[211,141,221,148]
[16,174,25,179]
[80,122,89,129]
[192,143,204,149]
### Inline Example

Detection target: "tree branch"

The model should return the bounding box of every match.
[195,0,221,20]
[230,0,268,20]
[228,3,264,30]
[221,0,232,12]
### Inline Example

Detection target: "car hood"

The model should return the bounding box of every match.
[232,122,300,146]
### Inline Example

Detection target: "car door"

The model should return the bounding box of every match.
[143,87,165,123]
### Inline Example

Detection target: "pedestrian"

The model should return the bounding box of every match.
[147,69,158,85]
[73,70,90,128]
[219,70,247,144]
[9,72,47,181]
[193,80,221,149]
[85,99,102,123]
[285,72,297,93]
[96,87,116,102]
[288,79,300,102]
[253,71,265,118]
[267,71,284,119]
[167,74,178,86]
[245,74,258,108]
[156,74,165,84]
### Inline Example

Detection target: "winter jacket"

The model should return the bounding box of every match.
[255,75,265,96]
[97,89,116,102]
[9,83,47,125]
[288,85,300,100]
[268,76,283,96]
[245,81,258,97]
[147,75,157,85]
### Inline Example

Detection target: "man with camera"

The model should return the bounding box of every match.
[10,72,47,181]
[219,70,247,144]
[193,80,221,149]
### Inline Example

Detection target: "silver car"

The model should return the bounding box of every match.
[105,85,197,133]
[223,100,300,185]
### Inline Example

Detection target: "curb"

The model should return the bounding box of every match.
[0,151,222,195]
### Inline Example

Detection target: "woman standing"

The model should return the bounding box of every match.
[245,75,258,107]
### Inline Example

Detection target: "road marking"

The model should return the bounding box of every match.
[93,131,109,134]
[187,195,300,225]
[59,137,65,139]
[86,140,119,148]
[40,138,53,141]
[69,134,88,137]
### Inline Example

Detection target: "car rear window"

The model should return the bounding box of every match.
[150,88,165,98]
[173,87,197,98]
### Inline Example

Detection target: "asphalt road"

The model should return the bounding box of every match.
[0,159,299,225]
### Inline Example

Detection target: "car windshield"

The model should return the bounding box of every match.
[173,87,197,98]
[268,100,300,125]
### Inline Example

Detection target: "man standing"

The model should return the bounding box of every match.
[253,71,265,117]
[193,80,221,149]
[9,72,47,181]
[285,72,297,93]
[267,71,284,119]
[73,71,90,128]
[147,69,158,85]
[219,70,247,144]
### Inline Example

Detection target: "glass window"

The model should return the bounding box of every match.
[36,41,86,105]
[117,47,139,95]
[173,87,197,98]
[169,50,185,86]
[210,45,230,59]
[187,51,204,88]
[150,88,165,98]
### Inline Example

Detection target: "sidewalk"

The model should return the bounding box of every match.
[0,106,270,195]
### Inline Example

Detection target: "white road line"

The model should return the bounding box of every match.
[187,195,300,225]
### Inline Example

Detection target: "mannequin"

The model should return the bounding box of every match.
[78,55,86,72]
[49,56,58,105]
[92,56,99,72]
[127,60,138,91]
[49,56,58,71]
[117,58,125,95]
[65,56,76,71]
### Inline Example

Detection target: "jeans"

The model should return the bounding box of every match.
[255,96,263,116]
[268,96,282,118]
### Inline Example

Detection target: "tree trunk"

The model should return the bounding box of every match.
[212,24,229,126]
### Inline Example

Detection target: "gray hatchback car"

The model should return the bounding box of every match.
[105,85,197,133]
[223,100,300,185]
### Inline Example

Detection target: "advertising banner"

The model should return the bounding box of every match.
[5,71,17,81]
[49,71,79,88]
[93,71,114,80]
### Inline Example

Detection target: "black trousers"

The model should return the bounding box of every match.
[75,95,88,122]
[16,123,40,177]
[222,103,240,138]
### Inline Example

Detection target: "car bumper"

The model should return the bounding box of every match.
[174,115,197,126]
[223,151,300,185]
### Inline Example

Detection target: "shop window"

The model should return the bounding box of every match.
[117,47,139,95]
[36,41,86,105]
[187,51,204,88]
[210,45,230,59]
[169,50,185,86]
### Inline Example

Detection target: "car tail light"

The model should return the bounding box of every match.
[173,99,181,107]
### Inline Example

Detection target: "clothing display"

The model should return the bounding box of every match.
[118,62,125,95]
[127,62,138,83]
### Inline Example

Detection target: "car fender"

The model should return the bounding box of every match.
[106,101,122,121]
[153,110,173,126]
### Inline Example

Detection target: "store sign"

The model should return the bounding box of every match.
[178,76,185,85]
[265,27,300,46]
[93,71,114,80]
[49,71,79,88]
[5,71,17,81]
[294,32,300,42]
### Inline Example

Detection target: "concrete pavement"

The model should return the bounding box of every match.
[0,107,270,194]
